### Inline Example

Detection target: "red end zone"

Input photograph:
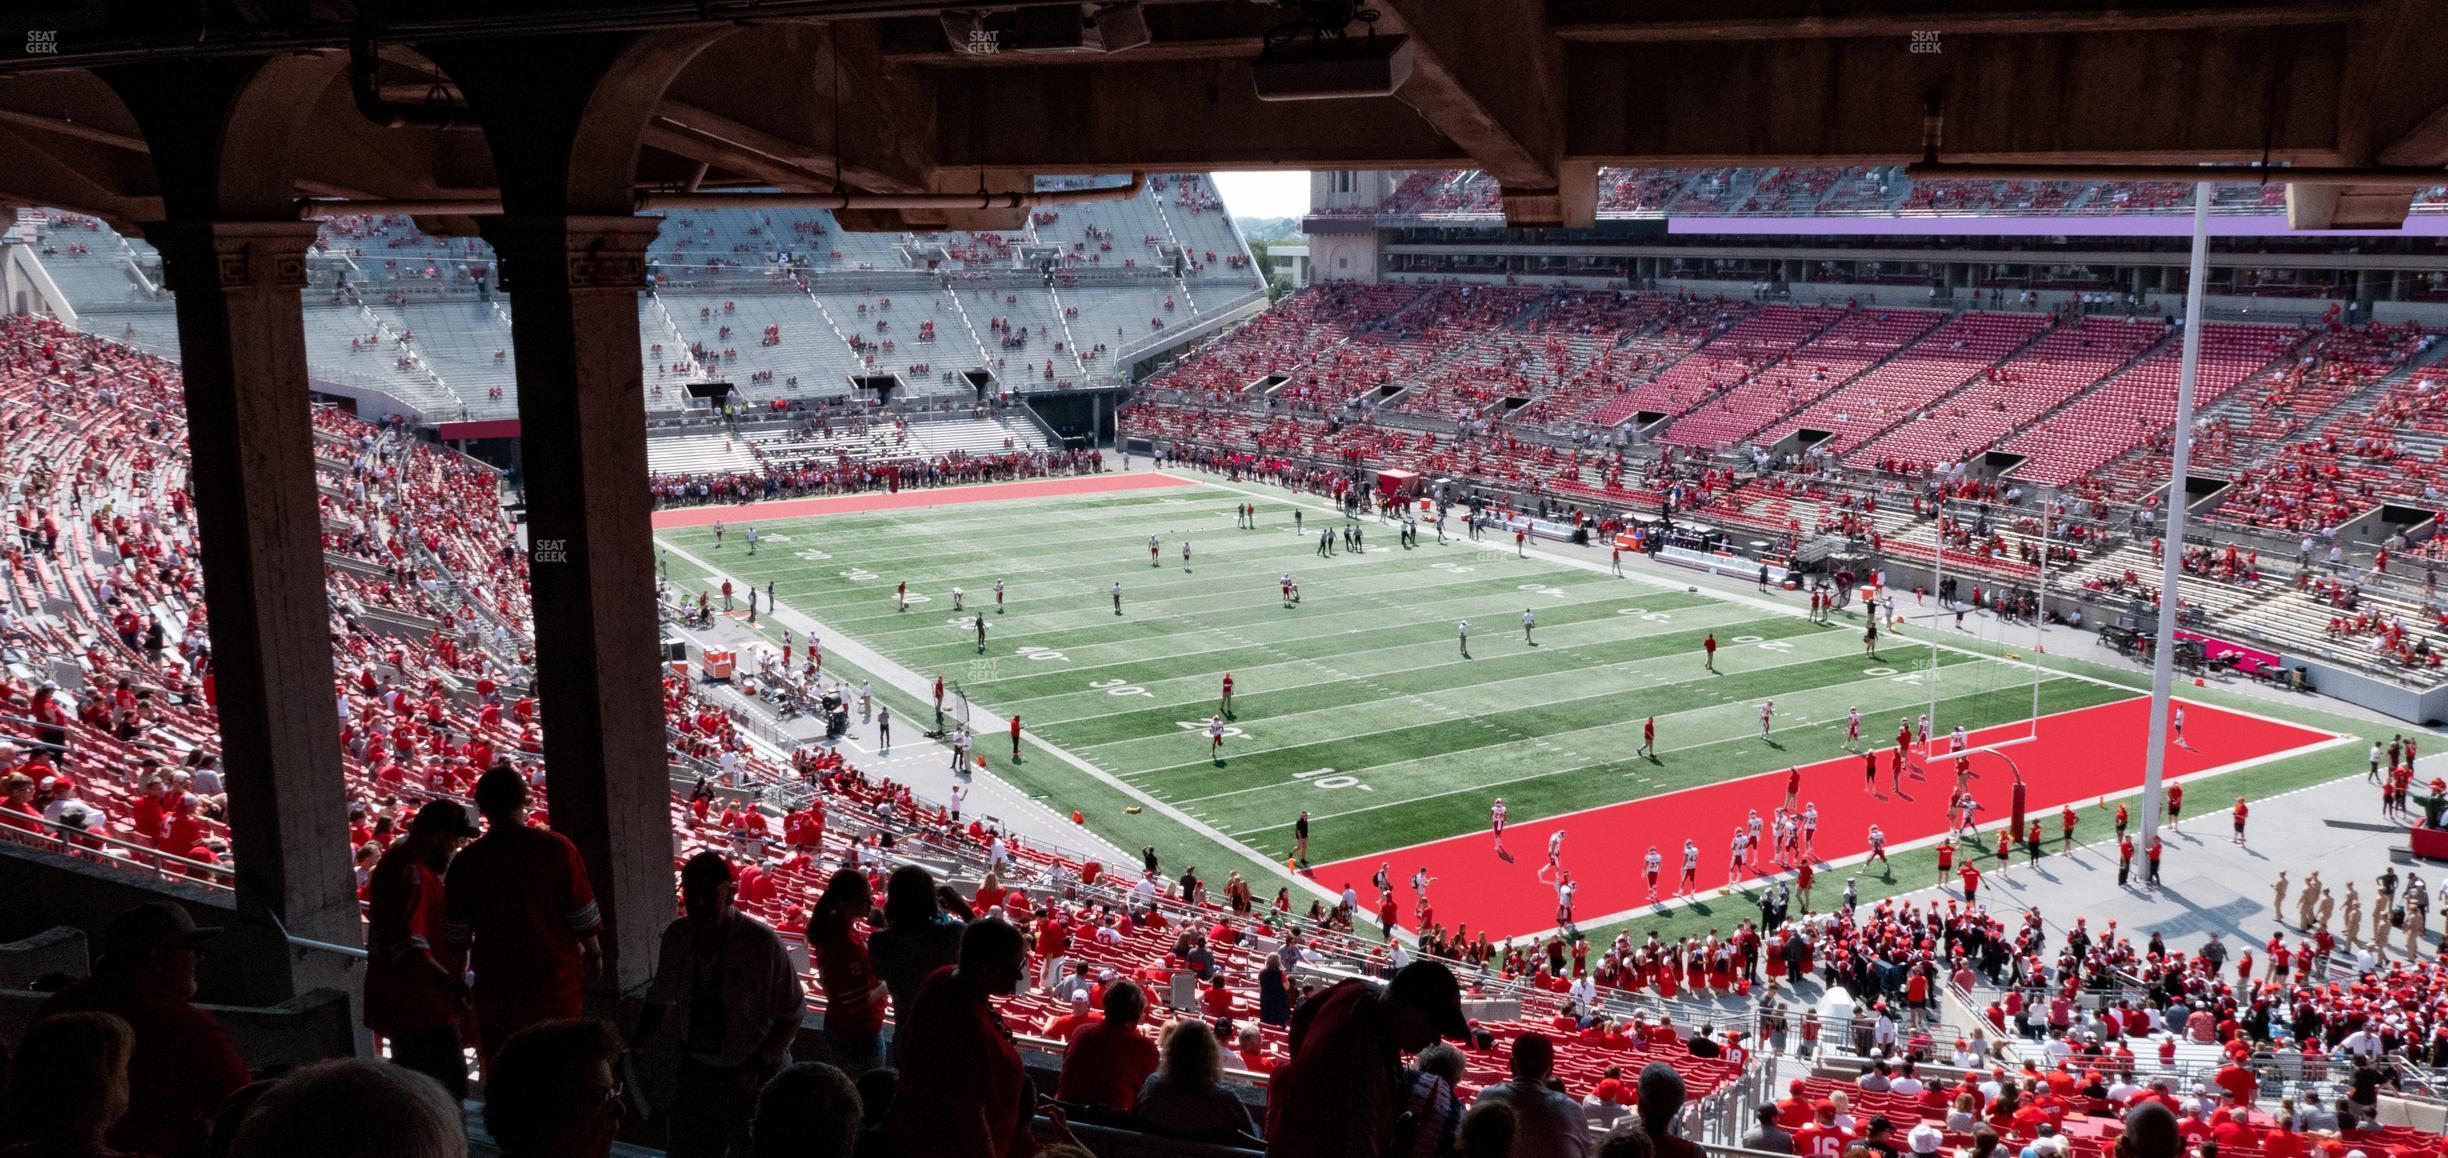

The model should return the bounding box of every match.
[650,471,1196,529]
[1313,695,2345,941]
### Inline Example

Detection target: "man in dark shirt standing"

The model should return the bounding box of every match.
[445,766,605,1064]
[1745,1105,1795,1154]
[1266,961,1468,1158]
[37,902,252,1158]
[364,798,483,1097]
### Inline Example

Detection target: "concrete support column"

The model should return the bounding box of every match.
[143,220,358,949]
[476,215,675,996]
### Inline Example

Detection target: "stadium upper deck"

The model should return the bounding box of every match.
[8,173,1265,423]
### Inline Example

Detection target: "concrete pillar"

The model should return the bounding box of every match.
[476,215,675,995]
[143,221,358,948]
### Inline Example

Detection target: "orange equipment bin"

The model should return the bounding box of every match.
[702,649,736,680]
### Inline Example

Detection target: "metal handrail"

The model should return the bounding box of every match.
[0,812,237,890]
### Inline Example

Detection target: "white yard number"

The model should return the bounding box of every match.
[1090,678,1154,698]
[793,548,831,561]
[1015,646,1069,662]
[1430,561,1475,574]
[759,533,792,543]
[1757,641,1794,652]
[946,617,975,630]
[1294,767,1369,791]
[1891,672,1925,685]
[841,568,877,581]
[1177,720,1246,738]
[1519,583,1567,598]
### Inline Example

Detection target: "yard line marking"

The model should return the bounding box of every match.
[653,534,1347,907]
[1108,644,1947,772]
[1216,676,2089,829]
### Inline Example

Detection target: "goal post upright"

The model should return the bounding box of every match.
[1928,497,1944,754]
[2140,181,2214,850]
[2031,502,2049,744]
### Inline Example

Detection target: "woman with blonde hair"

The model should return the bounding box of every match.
[228,1059,466,1158]
[3,1012,139,1158]
[1132,1019,1258,1145]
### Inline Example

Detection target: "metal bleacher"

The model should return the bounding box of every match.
[822,287,986,399]
[660,291,869,401]
[644,430,764,478]
[1057,284,1202,366]
[388,300,521,414]
[910,414,1056,457]
[956,282,1086,386]
[296,304,467,419]
[21,178,1252,417]
[1153,173,1251,282]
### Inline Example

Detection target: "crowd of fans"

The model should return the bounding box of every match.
[649,445,1104,507]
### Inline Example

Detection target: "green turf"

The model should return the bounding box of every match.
[650,480,2160,876]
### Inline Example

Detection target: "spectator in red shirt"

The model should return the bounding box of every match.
[2215,1059,2260,1106]
[1232,1023,1280,1075]
[0,772,41,832]
[443,766,604,1064]
[886,916,1080,1158]
[808,868,887,1071]
[1792,1098,1855,1158]
[34,902,253,1158]
[364,798,483,1098]
[1266,961,1470,1158]
[1200,975,1238,1024]
[1042,992,1099,1042]
[1059,978,1160,1110]
[1776,1078,1816,1128]
[1592,1064,1635,1106]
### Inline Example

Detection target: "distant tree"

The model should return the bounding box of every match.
[1246,238,1294,301]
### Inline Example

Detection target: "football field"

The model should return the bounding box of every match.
[652,471,2347,940]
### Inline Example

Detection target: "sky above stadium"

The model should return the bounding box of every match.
[1212,171,1311,218]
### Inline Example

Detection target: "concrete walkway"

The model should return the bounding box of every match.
[1875,772,2438,961]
